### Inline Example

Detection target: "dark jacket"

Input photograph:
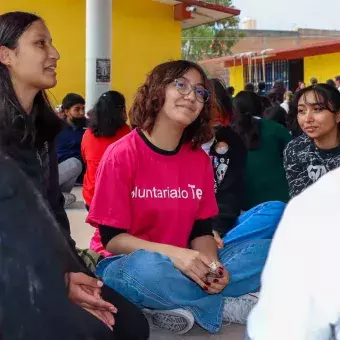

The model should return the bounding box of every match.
[208,126,248,236]
[56,119,86,163]
[2,111,85,271]
[0,152,113,340]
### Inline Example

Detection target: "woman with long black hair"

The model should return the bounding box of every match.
[284,84,340,198]
[232,91,291,210]
[0,11,148,339]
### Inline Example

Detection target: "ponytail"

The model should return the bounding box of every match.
[232,91,262,150]
[232,112,261,150]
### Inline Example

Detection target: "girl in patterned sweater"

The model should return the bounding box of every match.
[284,84,340,198]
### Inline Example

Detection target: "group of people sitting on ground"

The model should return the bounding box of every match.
[54,90,131,208]
[2,10,340,340]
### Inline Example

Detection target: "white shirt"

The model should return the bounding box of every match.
[202,137,215,155]
[247,167,340,340]
[280,100,289,113]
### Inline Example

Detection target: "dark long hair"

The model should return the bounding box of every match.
[88,91,127,138]
[232,91,262,150]
[211,78,233,122]
[0,12,63,147]
[289,83,340,135]
[129,60,214,148]
[264,106,287,127]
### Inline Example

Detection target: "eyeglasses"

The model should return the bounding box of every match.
[174,78,210,103]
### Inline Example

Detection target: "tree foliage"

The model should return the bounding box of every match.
[181,0,244,62]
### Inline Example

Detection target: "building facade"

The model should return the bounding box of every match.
[200,40,340,94]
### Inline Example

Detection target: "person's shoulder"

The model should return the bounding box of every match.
[183,143,211,166]
[285,134,309,153]
[101,129,136,162]
[261,118,284,130]
[82,128,94,140]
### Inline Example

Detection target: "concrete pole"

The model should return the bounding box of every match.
[85,0,112,113]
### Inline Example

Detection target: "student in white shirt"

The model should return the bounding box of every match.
[246,166,340,340]
[280,91,293,113]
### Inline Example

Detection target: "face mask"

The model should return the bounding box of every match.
[70,117,87,127]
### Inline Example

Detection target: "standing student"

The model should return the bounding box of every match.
[284,84,340,198]
[280,91,293,114]
[0,11,148,339]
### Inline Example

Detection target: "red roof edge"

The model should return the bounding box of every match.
[199,39,340,67]
[176,0,240,16]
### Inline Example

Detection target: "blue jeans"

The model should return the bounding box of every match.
[97,201,285,333]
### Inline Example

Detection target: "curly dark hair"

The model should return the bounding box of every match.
[88,90,127,138]
[129,60,214,148]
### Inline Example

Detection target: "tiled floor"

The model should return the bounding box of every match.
[68,187,246,340]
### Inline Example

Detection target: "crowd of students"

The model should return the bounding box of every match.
[2,9,340,340]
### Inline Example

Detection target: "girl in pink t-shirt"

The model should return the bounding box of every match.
[87,60,271,335]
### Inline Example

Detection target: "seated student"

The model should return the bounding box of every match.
[204,79,285,249]
[232,91,292,210]
[81,91,130,254]
[263,105,287,128]
[57,93,86,206]
[87,60,272,335]
[247,165,340,340]
[284,84,340,198]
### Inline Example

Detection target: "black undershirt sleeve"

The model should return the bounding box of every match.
[99,225,127,248]
[99,218,213,249]
[189,218,214,243]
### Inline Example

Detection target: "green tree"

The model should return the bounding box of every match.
[181,0,244,62]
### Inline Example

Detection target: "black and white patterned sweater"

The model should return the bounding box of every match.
[283,134,340,198]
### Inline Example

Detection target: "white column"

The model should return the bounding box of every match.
[86,0,112,113]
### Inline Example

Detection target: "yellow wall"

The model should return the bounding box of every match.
[0,0,181,107]
[229,65,244,94]
[304,52,340,84]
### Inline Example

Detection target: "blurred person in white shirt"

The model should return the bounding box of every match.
[247,167,340,340]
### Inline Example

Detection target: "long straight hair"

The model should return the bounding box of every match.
[0,12,63,147]
[88,91,127,137]
[232,91,262,150]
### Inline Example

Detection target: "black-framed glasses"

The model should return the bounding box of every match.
[174,78,210,103]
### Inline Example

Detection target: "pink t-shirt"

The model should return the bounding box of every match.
[87,129,219,256]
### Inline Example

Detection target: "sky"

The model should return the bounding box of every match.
[232,0,340,31]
